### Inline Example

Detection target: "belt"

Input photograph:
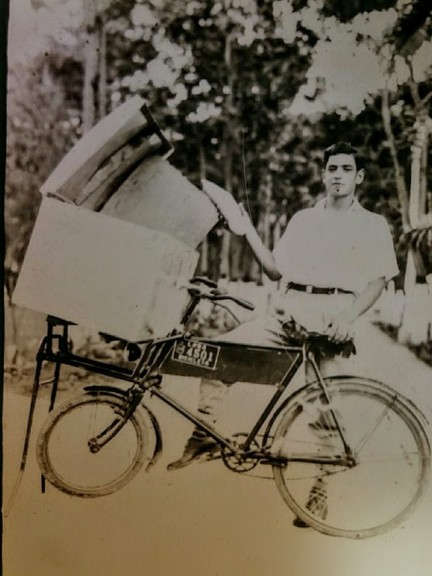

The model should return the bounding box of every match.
[286,282,353,295]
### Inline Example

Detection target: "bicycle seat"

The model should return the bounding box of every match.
[279,320,356,358]
[306,333,355,358]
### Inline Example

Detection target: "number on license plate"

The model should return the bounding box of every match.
[171,340,220,370]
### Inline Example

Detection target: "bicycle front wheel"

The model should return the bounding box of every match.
[37,392,151,497]
[272,378,430,538]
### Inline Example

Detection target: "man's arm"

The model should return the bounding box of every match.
[203,184,283,280]
[325,277,386,342]
[236,207,281,281]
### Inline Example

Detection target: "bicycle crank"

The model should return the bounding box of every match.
[221,434,260,472]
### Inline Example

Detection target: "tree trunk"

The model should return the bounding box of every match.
[419,124,428,220]
[252,175,272,284]
[261,174,272,249]
[220,31,235,279]
[398,120,430,343]
[219,227,231,280]
[380,87,410,232]
[82,2,99,132]
[199,141,209,275]
[230,236,244,280]
[98,14,108,119]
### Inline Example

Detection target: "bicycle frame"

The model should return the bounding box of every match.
[73,330,306,459]
[13,286,350,493]
[9,278,429,540]
[153,340,304,455]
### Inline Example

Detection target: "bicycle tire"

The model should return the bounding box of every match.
[37,392,151,497]
[272,378,430,538]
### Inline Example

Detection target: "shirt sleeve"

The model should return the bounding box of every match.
[367,216,399,283]
[272,212,302,277]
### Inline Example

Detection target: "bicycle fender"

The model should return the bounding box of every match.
[263,374,430,447]
[321,375,430,426]
[83,385,163,469]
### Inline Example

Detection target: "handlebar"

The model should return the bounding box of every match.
[210,289,255,311]
[183,278,255,311]
[189,276,218,289]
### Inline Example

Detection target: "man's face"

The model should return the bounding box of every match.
[322,153,364,199]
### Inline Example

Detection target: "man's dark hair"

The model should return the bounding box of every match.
[323,142,365,170]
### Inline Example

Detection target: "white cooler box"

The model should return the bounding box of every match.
[13,198,199,341]
[40,96,219,249]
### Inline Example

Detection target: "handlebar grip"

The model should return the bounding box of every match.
[229,296,255,311]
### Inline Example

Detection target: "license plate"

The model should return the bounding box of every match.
[171,340,220,370]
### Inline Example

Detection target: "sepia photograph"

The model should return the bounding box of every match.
[3,1,432,575]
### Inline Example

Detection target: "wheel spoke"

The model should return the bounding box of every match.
[354,395,397,455]
[37,393,150,497]
[272,378,430,538]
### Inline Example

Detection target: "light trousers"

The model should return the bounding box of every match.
[197,290,356,424]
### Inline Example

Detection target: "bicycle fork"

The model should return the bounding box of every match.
[86,386,146,453]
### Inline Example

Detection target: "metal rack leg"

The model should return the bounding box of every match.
[41,358,62,494]
[4,346,46,515]
[48,358,62,412]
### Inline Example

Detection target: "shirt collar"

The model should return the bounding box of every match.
[314,197,362,212]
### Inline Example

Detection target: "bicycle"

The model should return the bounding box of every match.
[31,277,430,539]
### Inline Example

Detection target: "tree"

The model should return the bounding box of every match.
[5,50,81,360]
[139,0,318,279]
[300,0,432,343]
[8,0,431,289]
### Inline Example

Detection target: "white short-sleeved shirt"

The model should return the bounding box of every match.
[273,198,399,294]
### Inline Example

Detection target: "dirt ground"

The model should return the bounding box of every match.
[3,323,432,576]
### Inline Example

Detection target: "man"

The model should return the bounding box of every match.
[168,142,399,473]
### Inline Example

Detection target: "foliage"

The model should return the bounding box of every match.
[5,54,80,297]
[375,321,432,368]
[389,0,432,55]
[320,0,398,22]
[6,0,432,287]
[405,224,432,275]
[105,1,318,194]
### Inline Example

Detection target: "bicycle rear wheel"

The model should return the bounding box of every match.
[272,378,430,538]
[37,392,151,497]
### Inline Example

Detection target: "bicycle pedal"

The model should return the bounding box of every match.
[268,458,288,468]
[199,450,221,463]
